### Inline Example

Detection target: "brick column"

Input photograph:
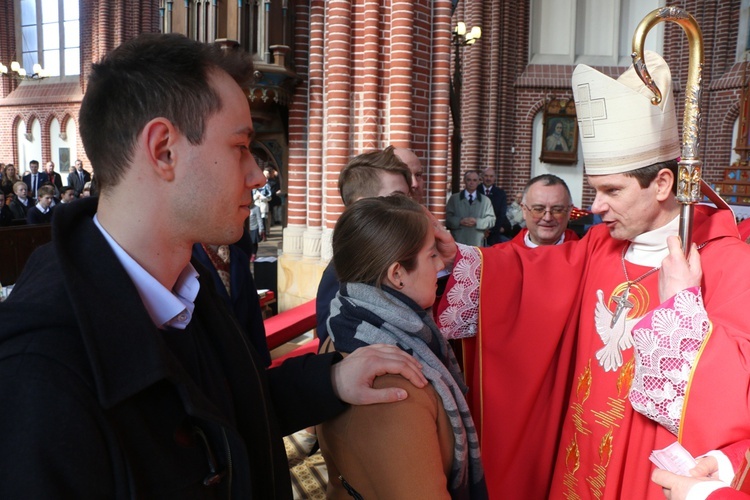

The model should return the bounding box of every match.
[426,1,452,217]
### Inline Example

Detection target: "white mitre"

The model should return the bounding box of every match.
[572,50,680,175]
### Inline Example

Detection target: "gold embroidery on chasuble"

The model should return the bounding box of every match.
[563,434,581,496]
[561,282,652,498]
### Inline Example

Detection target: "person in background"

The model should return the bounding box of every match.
[59,186,76,204]
[0,164,20,197]
[393,147,426,204]
[248,196,264,261]
[22,160,48,200]
[445,170,496,246]
[318,194,487,499]
[513,174,577,247]
[314,146,412,342]
[0,192,12,227]
[8,181,32,222]
[480,167,511,245]
[67,159,91,197]
[26,185,55,225]
[44,161,63,197]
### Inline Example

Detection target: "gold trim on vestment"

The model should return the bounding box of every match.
[678,320,714,443]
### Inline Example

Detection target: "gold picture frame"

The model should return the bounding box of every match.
[540,98,578,164]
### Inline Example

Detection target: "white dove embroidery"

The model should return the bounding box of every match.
[594,289,636,372]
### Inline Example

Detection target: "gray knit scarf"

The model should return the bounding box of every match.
[328,283,487,500]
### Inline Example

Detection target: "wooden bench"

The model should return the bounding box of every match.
[0,224,52,286]
[264,298,320,368]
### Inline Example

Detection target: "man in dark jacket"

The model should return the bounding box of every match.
[0,33,426,499]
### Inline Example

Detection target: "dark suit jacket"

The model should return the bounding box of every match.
[0,198,347,498]
[8,197,33,221]
[67,169,92,197]
[192,243,271,367]
[46,172,64,195]
[482,184,511,245]
[0,205,12,227]
[26,205,53,225]
[22,172,49,198]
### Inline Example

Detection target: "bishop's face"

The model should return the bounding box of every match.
[588,173,665,241]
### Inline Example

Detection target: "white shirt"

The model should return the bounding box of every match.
[524,231,568,248]
[93,215,200,330]
[625,214,680,267]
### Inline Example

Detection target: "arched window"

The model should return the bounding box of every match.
[19,0,80,77]
[16,118,43,175]
[530,0,664,66]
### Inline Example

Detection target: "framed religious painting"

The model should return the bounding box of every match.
[540,98,578,164]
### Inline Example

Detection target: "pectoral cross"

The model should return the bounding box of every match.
[610,286,634,328]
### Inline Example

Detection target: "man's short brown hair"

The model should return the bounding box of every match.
[338,146,412,206]
[79,34,255,192]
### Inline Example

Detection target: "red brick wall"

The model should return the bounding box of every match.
[0,0,160,171]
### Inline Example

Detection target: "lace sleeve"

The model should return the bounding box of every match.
[629,287,710,436]
[438,243,482,339]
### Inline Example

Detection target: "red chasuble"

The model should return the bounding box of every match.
[509,227,580,248]
[438,205,750,499]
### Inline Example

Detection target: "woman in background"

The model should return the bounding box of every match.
[1,164,20,197]
[317,194,487,499]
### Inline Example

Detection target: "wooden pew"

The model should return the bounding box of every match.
[0,224,52,286]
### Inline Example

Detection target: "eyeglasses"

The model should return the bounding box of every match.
[522,204,572,219]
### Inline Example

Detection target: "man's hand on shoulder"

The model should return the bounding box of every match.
[330,344,428,405]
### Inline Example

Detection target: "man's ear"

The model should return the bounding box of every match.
[654,167,675,201]
[142,117,178,182]
[385,261,404,289]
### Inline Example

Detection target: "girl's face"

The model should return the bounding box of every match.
[6,166,15,177]
[399,233,445,309]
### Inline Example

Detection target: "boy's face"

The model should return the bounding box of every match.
[61,190,75,203]
[39,195,53,209]
[15,184,27,199]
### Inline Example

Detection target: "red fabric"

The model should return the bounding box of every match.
[509,227,580,248]
[438,205,750,499]
[738,218,750,243]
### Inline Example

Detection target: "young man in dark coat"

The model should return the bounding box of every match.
[0,34,426,499]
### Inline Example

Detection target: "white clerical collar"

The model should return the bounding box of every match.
[93,215,200,330]
[524,230,566,248]
[624,214,680,267]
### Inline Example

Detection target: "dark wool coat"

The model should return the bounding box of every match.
[0,198,346,499]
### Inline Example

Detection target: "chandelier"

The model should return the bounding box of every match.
[0,61,49,81]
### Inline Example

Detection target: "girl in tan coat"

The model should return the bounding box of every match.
[318,195,487,499]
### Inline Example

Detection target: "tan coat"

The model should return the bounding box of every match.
[317,373,455,499]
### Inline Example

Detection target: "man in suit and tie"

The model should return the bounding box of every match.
[44,161,63,196]
[445,170,496,246]
[22,160,48,199]
[481,167,511,245]
[67,159,91,197]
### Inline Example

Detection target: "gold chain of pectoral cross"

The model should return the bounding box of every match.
[611,241,709,328]
[610,246,660,328]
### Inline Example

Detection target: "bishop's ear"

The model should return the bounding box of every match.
[655,167,676,201]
